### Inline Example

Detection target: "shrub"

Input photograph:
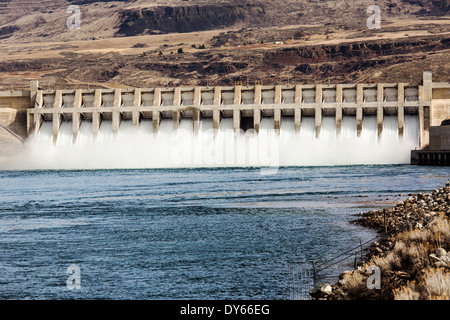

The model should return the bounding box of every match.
[394,268,450,300]
[334,216,450,300]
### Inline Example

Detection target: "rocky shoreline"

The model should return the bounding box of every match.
[312,179,450,300]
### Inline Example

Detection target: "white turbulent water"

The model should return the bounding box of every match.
[0,115,420,169]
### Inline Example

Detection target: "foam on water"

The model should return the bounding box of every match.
[0,115,420,170]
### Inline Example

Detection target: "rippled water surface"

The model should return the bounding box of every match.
[0,166,448,299]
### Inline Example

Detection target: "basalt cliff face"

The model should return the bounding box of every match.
[114,0,450,36]
[116,4,266,36]
[266,37,450,66]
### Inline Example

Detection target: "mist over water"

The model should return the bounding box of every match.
[0,115,419,170]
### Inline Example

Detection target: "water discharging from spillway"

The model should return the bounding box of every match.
[1,115,419,170]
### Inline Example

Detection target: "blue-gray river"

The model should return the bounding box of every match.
[0,165,448,299]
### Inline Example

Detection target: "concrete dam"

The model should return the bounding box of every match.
[1,71,449,169]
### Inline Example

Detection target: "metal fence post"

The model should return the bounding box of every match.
[312,261,316,287]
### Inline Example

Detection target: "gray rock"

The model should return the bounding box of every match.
[436,248,447,258]
[310,283,333,298]
[321,284,332,294]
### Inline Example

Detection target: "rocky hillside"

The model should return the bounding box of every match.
[0,0,448,41]
[1,30,448,91]
[0,1,448,91]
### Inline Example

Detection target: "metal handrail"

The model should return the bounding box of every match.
[314,222,410,274]
[289,215,425,299]
[314,236,378,273]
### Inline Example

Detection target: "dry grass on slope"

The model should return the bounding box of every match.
[333,216,450,300]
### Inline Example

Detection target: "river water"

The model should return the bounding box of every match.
[0,166,448,299]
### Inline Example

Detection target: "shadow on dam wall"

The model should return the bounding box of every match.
[0,91,30,138]
[0,91,29,157]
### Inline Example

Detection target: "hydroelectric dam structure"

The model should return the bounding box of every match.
[1,71,449,169]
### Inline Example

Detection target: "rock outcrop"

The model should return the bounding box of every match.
[116,4,266,36]
[266,36,450,66]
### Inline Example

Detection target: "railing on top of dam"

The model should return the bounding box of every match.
[26,72,434,147]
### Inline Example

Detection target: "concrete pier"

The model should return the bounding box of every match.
[172,87,180,130]
[92,89,101,136]
[193,87,201,135]
[254,109,261,133]
[294,108,302,133]
[132,88,141,127]
[112,89,121,133]
[52,90,62,143]
[233,109,240,132]
[315,107,322,138]
[72,89,82,143]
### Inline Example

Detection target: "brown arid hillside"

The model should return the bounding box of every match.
[0,0,448,90]
[0,0,449,42]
